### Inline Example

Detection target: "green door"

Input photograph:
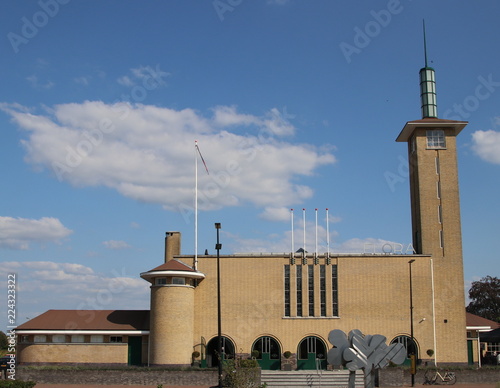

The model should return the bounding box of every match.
[253,337,281,370]
[467,340,474,365]
[128,336,142,366]
[297,336,327,370]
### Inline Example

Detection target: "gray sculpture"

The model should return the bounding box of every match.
[327,329,406,388]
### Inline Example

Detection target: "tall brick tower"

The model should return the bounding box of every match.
[396,35,468,364]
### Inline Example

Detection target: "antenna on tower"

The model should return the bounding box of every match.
[423,19,428,68]
[419,20,438,118]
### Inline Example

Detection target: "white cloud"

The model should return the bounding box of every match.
[74,76,90,86]
[0,102,336,218]
[0,216,73,250]
[267,0,290,5]
[102,240,132,250]
[259,206,292,222]
[471,129,500,164]
[117,65,170,88]
[26,75,54,89]
[117,75,134,87]
[0,261,149,323]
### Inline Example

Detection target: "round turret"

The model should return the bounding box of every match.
[141,259,205,366]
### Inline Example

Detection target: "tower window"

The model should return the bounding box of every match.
[308,265,314,317]
[284,265,290,317]
[296,265,303,317]
[427,129,446,149]
[332,265,339,317]
[172,277,186,285]
[320,265,326,317]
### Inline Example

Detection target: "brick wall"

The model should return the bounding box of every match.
[378,368,500,386]
[17,368,217,386]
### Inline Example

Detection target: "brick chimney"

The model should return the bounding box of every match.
[164,231,181,262]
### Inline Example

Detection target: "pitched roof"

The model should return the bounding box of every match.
[149,259,195,272]
[16,310,150,331]
[466,312,500,329]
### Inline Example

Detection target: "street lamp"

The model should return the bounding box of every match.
[408,259,416,387]
[215,223,222,388]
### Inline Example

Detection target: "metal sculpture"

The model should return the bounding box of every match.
[327,329,406,388]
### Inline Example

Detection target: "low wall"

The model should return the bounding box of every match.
[378,368,500,386]
[17,368,218,386]
[17,367,500,386]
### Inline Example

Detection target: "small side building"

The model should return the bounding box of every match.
[15,310,149,366]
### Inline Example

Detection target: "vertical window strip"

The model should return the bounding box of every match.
[320,265,326,317]
[332,265,338,317]
[436,181,441,199]
[438,205,443,224]
[284,265,290,317]
[435,156,440,175]
[296,265,302,317]
[308,265,314,317]
[439,230,444,249]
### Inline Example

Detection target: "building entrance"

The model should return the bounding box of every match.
[297,336,327,370]
[127,336,142,366]
[206,336,235,368]
[391,335,418,366]
[252,336,281,370]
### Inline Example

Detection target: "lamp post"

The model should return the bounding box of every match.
[408,259,416,387]
[215,223,222,388]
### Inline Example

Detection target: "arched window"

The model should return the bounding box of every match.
[297,336,327,370]
[391,335,418,364]
[206,336,235,368]
[252,336,281,370]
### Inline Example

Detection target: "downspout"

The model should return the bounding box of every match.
[430,259,437,367]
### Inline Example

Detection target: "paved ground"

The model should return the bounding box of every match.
[34,384,498,388]
[35,385,213,388]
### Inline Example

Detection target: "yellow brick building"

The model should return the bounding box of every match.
[16,62,470,369]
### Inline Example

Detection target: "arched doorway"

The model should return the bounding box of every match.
[252,336,281,370]
[206,336,235,368]
[297,336,327,370]
[391,335,418,366]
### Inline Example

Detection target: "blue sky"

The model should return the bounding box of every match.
[0,0,499,325]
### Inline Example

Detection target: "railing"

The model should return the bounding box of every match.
[315,358,323,387]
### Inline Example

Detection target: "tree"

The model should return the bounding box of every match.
[0,331,7,350]
[466,276,500,323]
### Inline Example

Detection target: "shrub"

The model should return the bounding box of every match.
[222,359,261,388]
[283,351,292,359]
[239,359,259,368]
[0,381,37,388]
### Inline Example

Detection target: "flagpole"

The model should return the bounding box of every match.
[194,140,198,270]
